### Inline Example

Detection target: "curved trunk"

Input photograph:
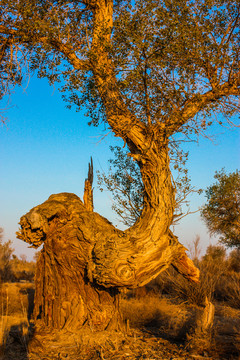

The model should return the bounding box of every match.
[16,0,199,336]
[90,142,199,289]
[84,0,199,288]
[17,149,198,333]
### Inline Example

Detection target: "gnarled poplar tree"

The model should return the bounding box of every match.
[1,0,239,332]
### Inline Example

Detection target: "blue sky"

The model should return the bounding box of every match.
[0,76,239,260]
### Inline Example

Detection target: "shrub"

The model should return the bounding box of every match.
[10,256,36,282]
[153,245,230,307]
[228,248,240,273]
[0,228,14,282]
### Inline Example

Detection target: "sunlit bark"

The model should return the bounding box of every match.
[17,144,198,331]
[14,0,202,332]
[14,0,240,335]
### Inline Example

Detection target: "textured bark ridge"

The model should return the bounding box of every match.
[18,192,122,331]
[17,156,199,332]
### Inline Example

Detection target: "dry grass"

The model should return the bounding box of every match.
[27,327,194,360]
[120,292,240,359]
[121,293,214,354]
[0,282,240,359]
[0,282,34,316]
[121,293,189,339]
[215,272,240,308]
[0,282,34,360]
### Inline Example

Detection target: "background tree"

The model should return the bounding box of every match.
[10,253,36,282]
[188,234,202,263]
[228,248,240,272]
[0,0,239,335]
[0,228,14,282]
[201,169,240,248]
[0,228,36,282]
[202,244,226,262]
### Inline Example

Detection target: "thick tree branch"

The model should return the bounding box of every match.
[169,76,240,135]
[0,19,151,153]
[89,0,153,154]
[0,25,90,71]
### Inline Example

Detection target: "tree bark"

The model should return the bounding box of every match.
[16,0,199,335]
[17,149,198,332]
[18,193,124,331]
[33,218,120,331]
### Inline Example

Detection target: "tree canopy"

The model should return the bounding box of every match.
[0,0,239,136]
[201,169,240,248]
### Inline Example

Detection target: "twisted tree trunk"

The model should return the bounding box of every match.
[33,209,121,331]
[18,192,124,331]
[17,143,198,332]
[16,0,199,335]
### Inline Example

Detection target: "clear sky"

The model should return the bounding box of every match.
[0,76,239,260]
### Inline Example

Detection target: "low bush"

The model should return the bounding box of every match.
[0,228,36,283]
[10,256,36,283]
[139,244,240,309]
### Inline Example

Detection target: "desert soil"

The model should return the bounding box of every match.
[0,283,240,360]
